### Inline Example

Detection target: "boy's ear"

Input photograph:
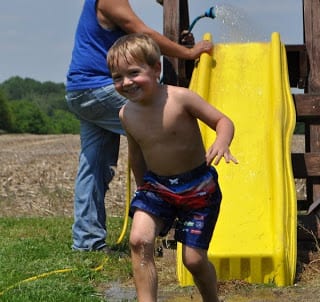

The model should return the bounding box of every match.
[155,61,162,77]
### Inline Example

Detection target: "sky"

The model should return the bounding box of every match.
[0,0,304,84]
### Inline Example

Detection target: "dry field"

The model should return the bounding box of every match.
[0,134,319,301]
[0,134,128,218]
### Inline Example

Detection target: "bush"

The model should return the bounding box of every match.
[0,77,79,135]
[0,90,13,132]
[49,110,80,134]
[9,100,53,134]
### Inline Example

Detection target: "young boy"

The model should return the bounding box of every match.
[107,33,237,302]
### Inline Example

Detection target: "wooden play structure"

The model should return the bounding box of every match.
[157,0,320,244]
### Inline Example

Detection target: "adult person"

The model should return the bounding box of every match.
[65,0,213,252]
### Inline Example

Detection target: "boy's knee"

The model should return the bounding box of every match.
[129,233,154,254]
[183,249,211,275]
[183,256,205,274]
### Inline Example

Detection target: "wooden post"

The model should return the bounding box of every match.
[304,0,320,92]
[303,0,320,237]
[161,0,191,87]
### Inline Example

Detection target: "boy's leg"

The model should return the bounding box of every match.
[182,245,219,302]
[129,210,164,302]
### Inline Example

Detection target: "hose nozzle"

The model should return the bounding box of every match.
[204,7,216,19]
[188,6,216,33]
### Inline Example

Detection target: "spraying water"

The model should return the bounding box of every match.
[213,4,265,42]
[189,3,267,43]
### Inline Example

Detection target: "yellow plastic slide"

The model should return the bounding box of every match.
[177,32,297,286]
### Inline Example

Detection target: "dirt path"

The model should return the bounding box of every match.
[1,134,319,301]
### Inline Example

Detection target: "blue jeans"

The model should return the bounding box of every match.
[66,85,127,251]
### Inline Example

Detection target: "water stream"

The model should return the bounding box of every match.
[207,3,266,43]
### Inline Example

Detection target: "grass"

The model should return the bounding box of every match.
[0,217,132,302]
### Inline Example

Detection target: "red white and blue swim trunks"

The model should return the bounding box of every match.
[130,163,222,250]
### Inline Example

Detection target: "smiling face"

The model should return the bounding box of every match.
[110,54,161,104]
[107,33,162,103]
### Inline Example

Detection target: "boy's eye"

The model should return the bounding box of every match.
[112,75,122,83]
[129,70,139,76]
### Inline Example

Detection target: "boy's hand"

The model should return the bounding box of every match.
[206,143,238,166]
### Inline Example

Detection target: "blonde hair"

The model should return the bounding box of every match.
[107,33,161,72]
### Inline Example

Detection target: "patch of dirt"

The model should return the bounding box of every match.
[0,134,128,217]
[1,134,319,301]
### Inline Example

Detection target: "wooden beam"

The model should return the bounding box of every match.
[292,153,320,177]
[293,94,320,119]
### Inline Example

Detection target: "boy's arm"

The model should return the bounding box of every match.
[119,107,146,187]
[206,116,238,166]
[184,88,238,166]
[126,132,147,187]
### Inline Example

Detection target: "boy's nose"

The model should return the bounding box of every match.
[122,76,133,86]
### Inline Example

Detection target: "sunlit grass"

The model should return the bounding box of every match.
[0,217,131,302]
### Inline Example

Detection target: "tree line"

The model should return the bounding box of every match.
[0,76,304,135]
[0,76,79,134]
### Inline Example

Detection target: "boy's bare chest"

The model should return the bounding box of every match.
[128,107,194,145]
[134,113,178,139]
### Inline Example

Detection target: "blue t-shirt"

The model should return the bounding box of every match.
[66,0,125,91]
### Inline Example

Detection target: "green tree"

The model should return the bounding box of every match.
[0,90,13,131]
[9,100,53,134]
[0,76,79,134]
[1,76,67,113]
[49,109,80,134]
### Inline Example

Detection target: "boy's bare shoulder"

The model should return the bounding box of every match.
[167,84,196,99]
[167,84,189,93]
[167,85,202,110]
[119,103,131,119]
